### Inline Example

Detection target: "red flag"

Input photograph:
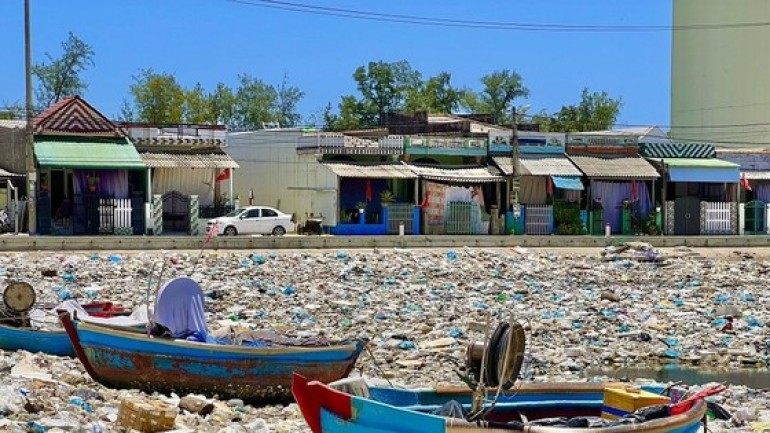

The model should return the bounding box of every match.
[631,180,638,200]
[216,168,231,183]
[205,221,219,243]
[546,176,553,196]
[365,179,372,201]
[419,191,431,209]
[741,173,752,191]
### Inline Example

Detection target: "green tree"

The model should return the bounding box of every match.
[462,70,529,125]
[208,83,236,127]
[404,72,461,114]
[232,74,277,130]
[0,102,23,120]
[129,69,185,124]
[275,74,305,127]
[535,88,622,132]
[33,32,95,109]
[183,83,211,124]
[324,97,367,131]
[352,60,421,126]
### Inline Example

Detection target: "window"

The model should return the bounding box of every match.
[246,209,261,218]
[262,209,278,217]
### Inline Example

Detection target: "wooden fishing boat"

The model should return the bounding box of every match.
[292,376,709,433]
[293,318,718,433]
[59,310,366,403]
[0,301,127,357]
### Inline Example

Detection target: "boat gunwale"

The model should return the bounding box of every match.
[76,314,363,356]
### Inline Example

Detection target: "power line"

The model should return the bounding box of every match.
[227,0,770,33]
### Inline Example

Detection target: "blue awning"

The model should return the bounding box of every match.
[668,167,740,183]
[551,175,584,191]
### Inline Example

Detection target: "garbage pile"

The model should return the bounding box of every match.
[0,245,768,432]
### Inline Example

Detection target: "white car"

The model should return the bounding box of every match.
[207,206,295,236]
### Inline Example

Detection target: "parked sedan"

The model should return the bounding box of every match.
[206,206,295,236]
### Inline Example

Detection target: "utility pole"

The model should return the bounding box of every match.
[509,107,521,222]
[24,0,36,234]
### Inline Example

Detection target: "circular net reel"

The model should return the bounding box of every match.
[1,282,36,325]
[465,320,526,390]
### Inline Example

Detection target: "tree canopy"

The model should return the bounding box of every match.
[33,32,95,110]
[532,88,622,132]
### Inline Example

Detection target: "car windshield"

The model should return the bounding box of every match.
[224,208,244,218]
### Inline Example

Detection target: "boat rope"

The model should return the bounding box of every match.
[363,342,395,388]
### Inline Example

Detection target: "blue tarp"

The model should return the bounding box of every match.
[551,176,584,191]
[668,167,740,183]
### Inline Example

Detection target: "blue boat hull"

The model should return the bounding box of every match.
[293,375,707,433]
[0,325,74,356]
[61,313,365,403]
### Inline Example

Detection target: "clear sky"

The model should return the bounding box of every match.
[0,1,672,128]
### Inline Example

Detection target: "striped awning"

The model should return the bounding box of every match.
[493,155,581,176]
[405,164,504,183]
[568,155,660,179]
[323,163,417,179]
[640,142,716,158]
[141,152,239,169]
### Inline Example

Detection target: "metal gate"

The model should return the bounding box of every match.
[386,203,414,234]
[162,191,190,233]
[674,196,700,235]
[525,204,553,235]
[745,200,766,235]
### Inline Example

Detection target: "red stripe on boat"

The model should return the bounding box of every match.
[292,374,352,433]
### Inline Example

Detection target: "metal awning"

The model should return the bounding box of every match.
[34,138,145,170]
[141,152,239,169]
[743,171,770,180]
[0,168,23,178]
[493,155,581,176]
[405,164,504,183]
[661,158,740,183]
[551,176,584,191]
[323,163,417,179]
[568,155,660,180]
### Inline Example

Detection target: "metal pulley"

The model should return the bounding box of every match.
[3,281,36,313]
[465,320,526,390]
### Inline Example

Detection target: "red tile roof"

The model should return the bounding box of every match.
[34,95,124,137]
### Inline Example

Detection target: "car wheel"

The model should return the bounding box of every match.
[272,226,286,236]
[224,226,238,236]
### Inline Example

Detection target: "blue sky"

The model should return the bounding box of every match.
[0,1,672,128]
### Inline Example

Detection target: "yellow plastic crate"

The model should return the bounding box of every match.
[116,396,177,433]
[601,386,670,420]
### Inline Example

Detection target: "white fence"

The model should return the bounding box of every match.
[702,202,733,234]
[525,204,553,235]
[99,198,133,234]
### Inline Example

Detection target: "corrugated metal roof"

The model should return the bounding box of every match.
[493,155,581,176]
[0,120,25,129]
[323,163,416,179]
[141,152,239,169]
[568,155,660,179]
[744,171,770,180]
[0,168,23,177]
[661,158,739,168]
[405,164,504,183]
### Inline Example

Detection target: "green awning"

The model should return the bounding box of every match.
[34,138,145,169]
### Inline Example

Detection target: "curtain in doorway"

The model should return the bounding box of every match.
[590,180,651,232]
[73,170,129,198]
[755,182,770,203]
[152,168,216,206]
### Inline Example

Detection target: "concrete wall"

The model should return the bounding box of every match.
[0,124,26,174]
[671,1,770,147]
[226,130,339,226]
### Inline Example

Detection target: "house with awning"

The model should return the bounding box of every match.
[566,133,660,235]
[32,96,147,236]
[716,149,770,234]
[121,123,238,235]
[641,142,741,235]
[490,130,584,234]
